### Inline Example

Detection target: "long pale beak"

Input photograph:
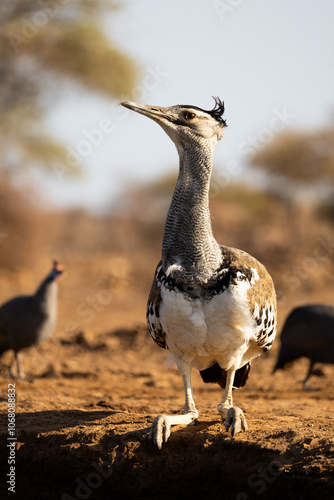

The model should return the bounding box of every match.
[120,101,170,121]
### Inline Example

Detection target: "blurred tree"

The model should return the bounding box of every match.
[0,0,137,174]
[251,127,334,186]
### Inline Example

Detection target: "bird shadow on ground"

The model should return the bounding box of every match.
[0,366,97,382]
[0,408,117,436]
[1,409,332,500]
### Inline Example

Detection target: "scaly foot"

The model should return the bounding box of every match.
[149,410,198,449]
[224,407,248,436]
[218,404,248,436]
[9,368,26,380]
[149,415,172,449]
[303,381,320,392]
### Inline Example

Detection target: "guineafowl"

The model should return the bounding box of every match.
[0,261,63,379]
[274,304,334,390]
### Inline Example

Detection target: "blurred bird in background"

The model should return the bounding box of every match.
[0,261,63,379]
[274,304,334,390]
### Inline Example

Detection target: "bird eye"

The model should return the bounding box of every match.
[184,112,196,120]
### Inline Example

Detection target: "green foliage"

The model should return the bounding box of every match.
[251,128,334,184]
[30,22,136,98]
[149,173,178,196]
[210,179,275,216]
[0,0,137,172]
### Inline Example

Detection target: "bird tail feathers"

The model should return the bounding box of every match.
[200,362,251,389]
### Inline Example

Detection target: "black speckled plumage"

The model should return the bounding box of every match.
[147,245,277,363]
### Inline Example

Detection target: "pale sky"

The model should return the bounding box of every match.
[34,0,334,212]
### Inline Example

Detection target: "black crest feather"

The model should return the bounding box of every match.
[178,97,227,126]
[207,96,227,126]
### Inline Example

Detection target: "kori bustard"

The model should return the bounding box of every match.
[121,97,277,449]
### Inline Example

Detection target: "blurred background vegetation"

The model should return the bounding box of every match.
[0,0,333,336]
[0,0,136,175]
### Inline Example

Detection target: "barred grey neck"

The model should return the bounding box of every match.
[162,140,222,284]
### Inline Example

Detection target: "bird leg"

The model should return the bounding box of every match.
[217,369,248,436]
[16,352,26,379]
[9,352,25,380]
[303,360,319,391]
[9,352,17,378]
[149,371,198,449]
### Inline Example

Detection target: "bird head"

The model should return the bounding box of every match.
[121,97,227,148]
[48,260,64,281]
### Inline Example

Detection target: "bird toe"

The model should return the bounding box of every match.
[149,415,171,449]
[224,407,248,436]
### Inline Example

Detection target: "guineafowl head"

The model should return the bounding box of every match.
[47,260,64,282]
[121,97,227,148]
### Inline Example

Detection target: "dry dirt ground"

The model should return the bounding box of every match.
[0,291,334,500]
